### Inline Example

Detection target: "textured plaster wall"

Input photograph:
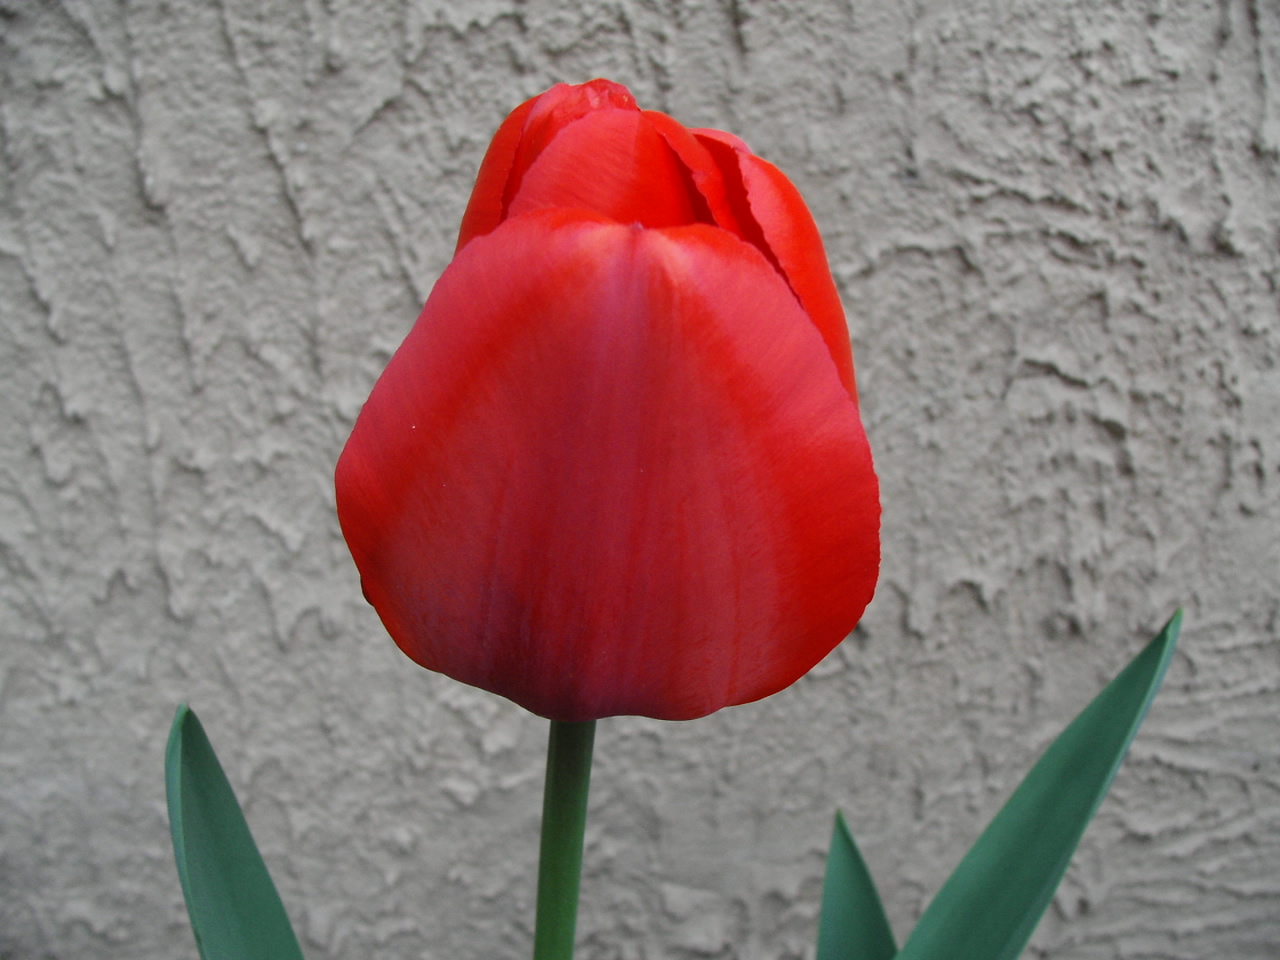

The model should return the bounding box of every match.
[1,0,1277,957]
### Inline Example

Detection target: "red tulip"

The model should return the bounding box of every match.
[336,80,879,722]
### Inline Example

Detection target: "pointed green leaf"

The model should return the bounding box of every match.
[897,611,1181,960]
[166,704,305,960]
[817,810,898,960]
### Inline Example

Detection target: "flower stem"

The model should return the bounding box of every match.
[533,719,596,960]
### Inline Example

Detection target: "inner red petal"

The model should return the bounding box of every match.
[507,109,699,228]
[503,80,639,214]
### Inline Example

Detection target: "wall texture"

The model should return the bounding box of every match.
[2,0,1277,957]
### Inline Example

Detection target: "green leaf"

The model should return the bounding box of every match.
[896,611,1181,960]
[817,810,898,960]
[166,704,305,960]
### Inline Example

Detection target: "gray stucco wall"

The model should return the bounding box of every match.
[2,1,1277,957]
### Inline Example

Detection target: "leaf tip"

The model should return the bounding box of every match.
[167,704,192,769]
[1146,609,1182,682]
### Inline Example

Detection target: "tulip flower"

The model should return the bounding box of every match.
[336,79,879,724]
[167,80,1175,960]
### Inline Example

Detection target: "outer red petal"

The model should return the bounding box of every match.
[507,109,698,229]
[336,211,879,722]
[694,131,858,401]
[456,97,537,252]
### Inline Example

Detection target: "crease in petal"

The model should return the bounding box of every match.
[736,153,858,401]
[643,110,741,233]
[693,131,858,401]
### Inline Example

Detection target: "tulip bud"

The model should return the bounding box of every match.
[336,80,879,722]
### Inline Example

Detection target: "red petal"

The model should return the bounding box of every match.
[509,80,638,182]
[456,97,537,252]
[337,212,879,721]
[507,109,698,228]
[642,110,741,233]
[457,80,640,251]
[694,131,858,401]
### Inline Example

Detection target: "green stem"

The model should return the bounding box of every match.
[532,719,596,960]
